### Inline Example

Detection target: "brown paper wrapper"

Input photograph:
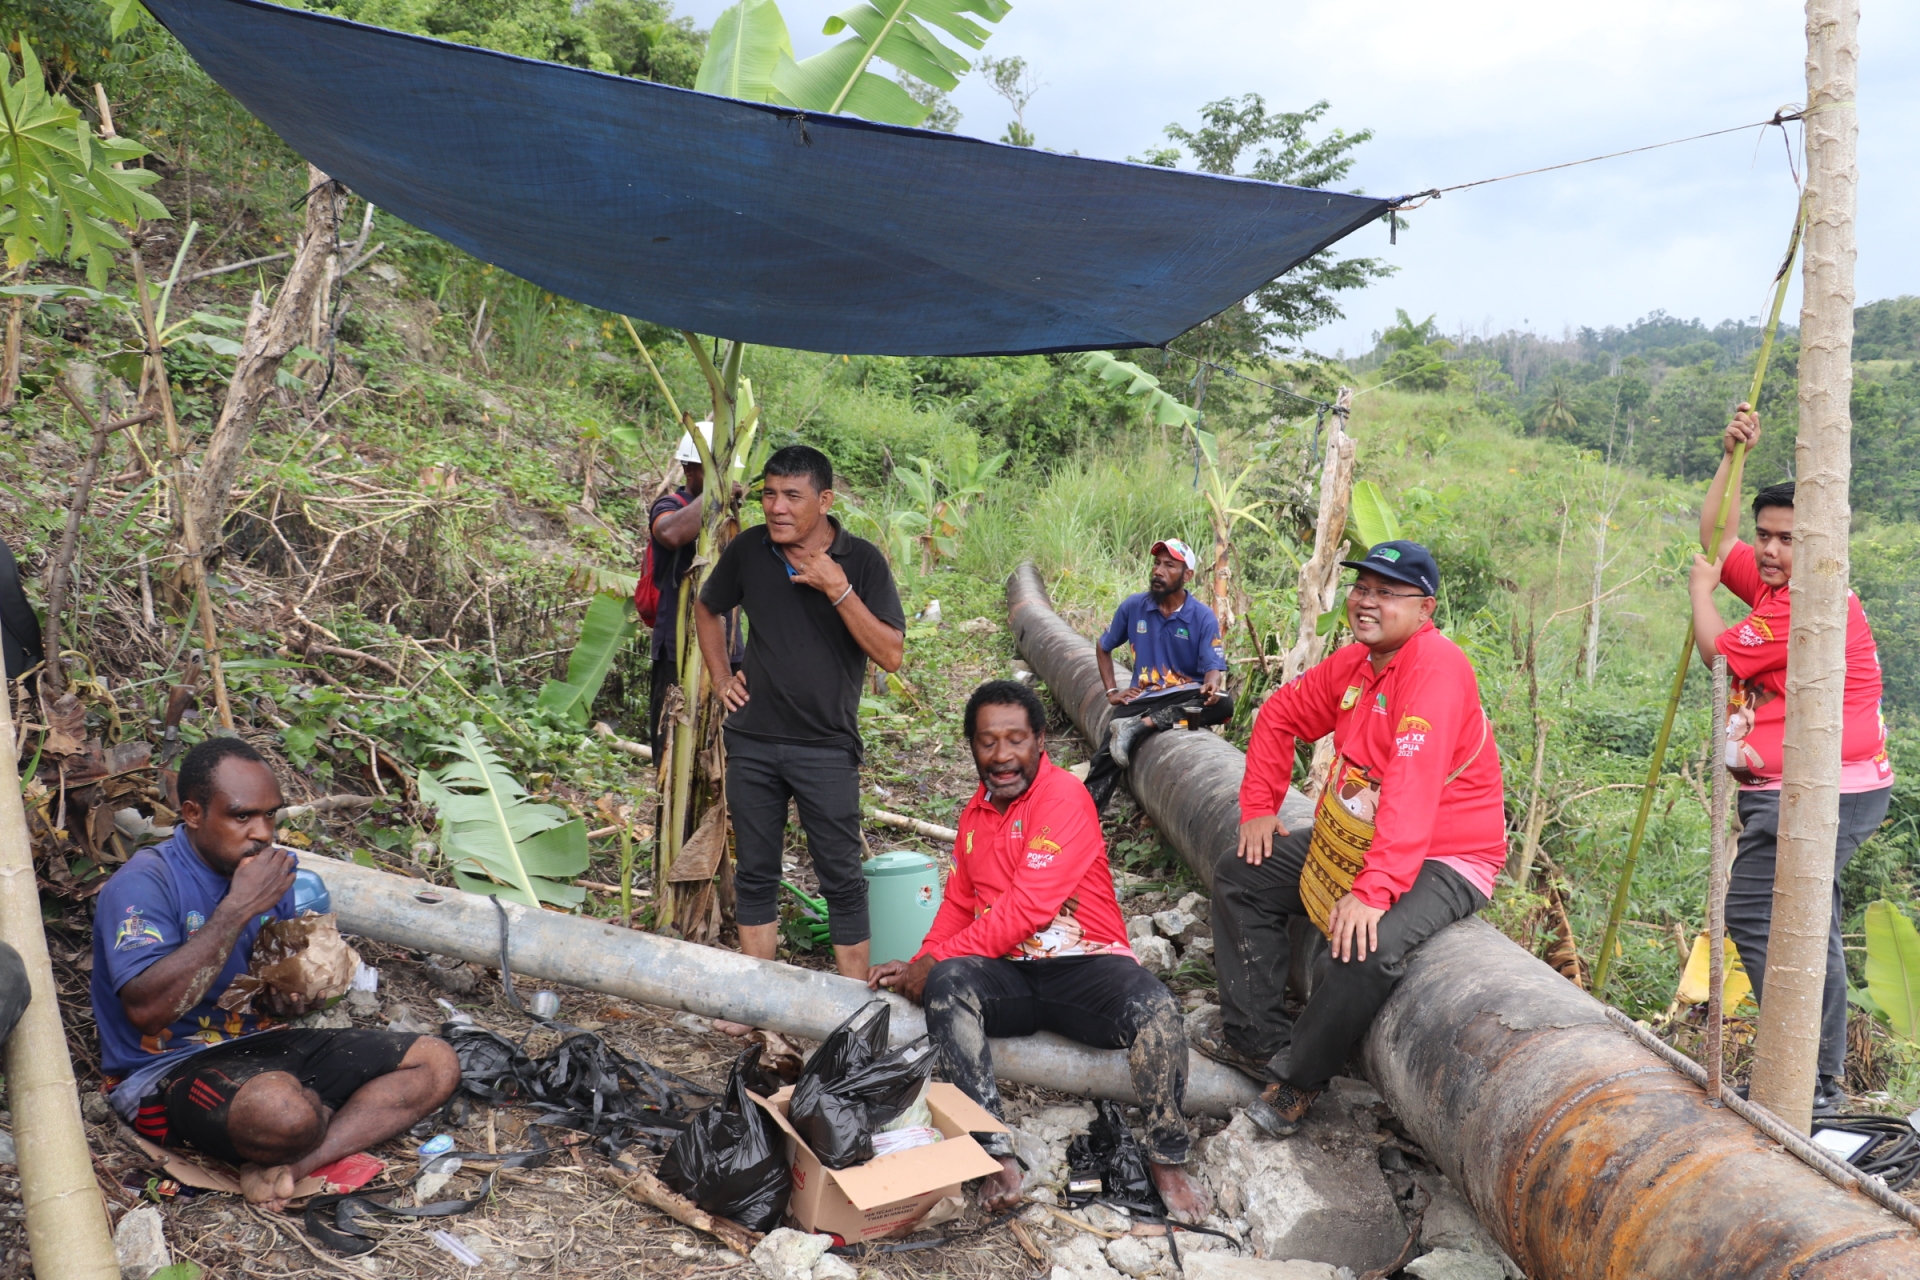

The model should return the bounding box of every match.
[217,912,362,1015]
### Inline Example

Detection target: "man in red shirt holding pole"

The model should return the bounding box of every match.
[1208,542,1506,1138]
[1691,406,1893,1116]
[868,680,1210,1221]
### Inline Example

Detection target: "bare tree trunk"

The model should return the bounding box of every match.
[1749,0,1858,1134]
[187,164,345,546]
[1281,388,1354,685]
[0,296,22,410]
[1583,521,1606,684]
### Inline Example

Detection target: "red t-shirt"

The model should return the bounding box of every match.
[1715,540,1893,792]
[1240,622,1507,910]
[914,755,1135,964]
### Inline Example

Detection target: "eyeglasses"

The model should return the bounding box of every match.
[1347,583,1425,602]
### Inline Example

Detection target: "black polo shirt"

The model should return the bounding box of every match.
[698,517,905,758]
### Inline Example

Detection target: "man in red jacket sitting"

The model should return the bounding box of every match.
[868,680,1209,1221]
[1206,542,1506,1138]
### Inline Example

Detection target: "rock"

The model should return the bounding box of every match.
[425,958,481,995]
[1152,909,1200,945]
[1010,1125,1062,1191]
[751,1228,835,1280]
[1180,1259,1344,1280]
[812,1254,859,1280]
[1177,892,1212,922]
[1412,1173,1521,1278]
[1028,1102,1096,1141]
[81,1090,114,1126]
[1197,1107,1407,1272]
[1081,1203,1132,1235]
[1403,1249,1506,1280]
[367,262,400,284]
[1104,1233,1170,1277]
[1184,1003,1224,1046]
[1186,935,1215,957]
[958,617,1000,636]
[345,989,382,1019]
[1049,1232,1124,1280]
[0,1131,13,1165]
[293,1004,353,1030]
[673,1013,715,1036]
[114,1205,171,1280]
[1127,915,1157,943]
[1134,936,1176,975]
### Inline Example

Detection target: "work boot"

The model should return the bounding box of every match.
[1108,715,1153,768]
[1813,1075,1849,1119]
[1189,1013,1281,1085]
[1245,1081,1319,1139]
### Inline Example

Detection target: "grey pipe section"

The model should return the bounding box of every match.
[1007,562,1920,1277]
[319,856,1257,1115]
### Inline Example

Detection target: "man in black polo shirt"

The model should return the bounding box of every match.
[695,445,905,979]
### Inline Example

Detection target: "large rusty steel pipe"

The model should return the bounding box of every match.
[1005,563,1920,1278]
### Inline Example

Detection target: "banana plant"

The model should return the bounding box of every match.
[1347,479,1402,551]
[1,36,165,285]
[1864,900,1920,1042]
[696,0,1011,127]
[419,722,589,908]
[537,590,639,727]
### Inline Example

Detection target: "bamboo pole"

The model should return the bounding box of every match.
[1751,0,1859,1133]
[0,678,120,1278]
[1707,653,1730,1101]
[1590,199,1806,995]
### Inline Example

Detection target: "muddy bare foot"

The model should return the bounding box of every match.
[976,1155,1023,1213]
[239,1162,298,1210]
[1149,1161,1212,1224]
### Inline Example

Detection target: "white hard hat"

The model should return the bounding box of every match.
[675,421,715,464]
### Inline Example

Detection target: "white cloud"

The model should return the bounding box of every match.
[674,0,1918,355]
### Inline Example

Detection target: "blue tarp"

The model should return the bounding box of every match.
[146,0,1392,357]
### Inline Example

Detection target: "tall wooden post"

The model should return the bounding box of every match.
[1748,0,1858,1133]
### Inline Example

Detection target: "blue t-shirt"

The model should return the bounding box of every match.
[91,827,298,1110]
[1097,592,1227,694]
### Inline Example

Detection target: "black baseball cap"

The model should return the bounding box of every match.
[1340,540,1439,597]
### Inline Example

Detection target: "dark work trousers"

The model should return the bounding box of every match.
[0,941,27,1048]
[922,954,1191,1163]
[1085,689,1235,814]
[725,730,869,945]
[1726,785,1892,1081]
[1212,831,1485,1092]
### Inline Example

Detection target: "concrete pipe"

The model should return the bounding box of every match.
[1005,562,1920,1278]
[319,857,1258,1115]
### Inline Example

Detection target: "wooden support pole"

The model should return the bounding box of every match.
[1750,0,1859,1133]
[1281,387,1354,687]
[0,675,120,1278]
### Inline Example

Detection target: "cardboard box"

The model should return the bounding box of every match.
[753,1082,1008,1243]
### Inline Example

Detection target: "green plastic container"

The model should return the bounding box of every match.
[863,850,944,965]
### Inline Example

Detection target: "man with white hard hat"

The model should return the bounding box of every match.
[647,422,736,758]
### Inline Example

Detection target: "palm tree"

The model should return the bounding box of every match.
[1531,375,1579,437]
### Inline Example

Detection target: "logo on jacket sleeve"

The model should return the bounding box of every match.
[115,906,164,951]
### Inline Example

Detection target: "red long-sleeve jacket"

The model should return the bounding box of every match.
[914,755,1134,964]
[1241,622,1507,909]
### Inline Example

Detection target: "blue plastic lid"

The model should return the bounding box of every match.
[292,866,332,916]
[864,850,935,877]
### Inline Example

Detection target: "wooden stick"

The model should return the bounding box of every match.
[867,807,958,844]
[303,641,401,680]
[178,250,290,284]
[600,1166,761,1257]
[1707,654,1731,1101]
[594,721,654,762]
[0,653,120,1277]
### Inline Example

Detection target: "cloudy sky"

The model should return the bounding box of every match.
[674,0,1917,357]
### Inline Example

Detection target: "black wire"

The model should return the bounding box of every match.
[1159,347,1333,414]
[1816,1114,1920,1191]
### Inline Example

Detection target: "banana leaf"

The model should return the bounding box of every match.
[419,722,589,909]
[1864,900,1920,1041]
[538,591,639,728]
[694,0,794,101]
[1348,481,1402,550]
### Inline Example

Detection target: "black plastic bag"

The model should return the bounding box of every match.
[1065,1099,1163,1213]
[659,1045,791,1232]
[789,1001,939,1169]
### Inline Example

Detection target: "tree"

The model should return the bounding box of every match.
[1530,375,1579,437]
[896,72,960,131]
[978,53,1039,146]
[1150,95,1393,366]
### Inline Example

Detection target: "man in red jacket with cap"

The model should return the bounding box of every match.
[1205,541,1506,1138]
[868,680,1210,1221]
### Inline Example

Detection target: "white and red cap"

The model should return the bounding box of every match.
[1150,538,1198,571]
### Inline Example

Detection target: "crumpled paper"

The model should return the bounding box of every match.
[218,912,362,1015]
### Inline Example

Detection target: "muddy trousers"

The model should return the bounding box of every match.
[1726,785,1891,1081]
[922,954,1190,1163]
[1212,833,1486,1092]
[1084,690,1234,815]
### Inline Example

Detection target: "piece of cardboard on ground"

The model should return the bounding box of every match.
[127,1132,383,1198]
[753,1083,1007,1243]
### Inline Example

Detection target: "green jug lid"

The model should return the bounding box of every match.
[865,850,935,876]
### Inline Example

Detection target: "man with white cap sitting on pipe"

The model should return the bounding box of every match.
[1083,537,1231,815]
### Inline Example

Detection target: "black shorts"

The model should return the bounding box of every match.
[136,1029,421,1165]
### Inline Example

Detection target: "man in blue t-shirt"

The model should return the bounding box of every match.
[1085,539,1231,813]
[93,737,458,1207]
